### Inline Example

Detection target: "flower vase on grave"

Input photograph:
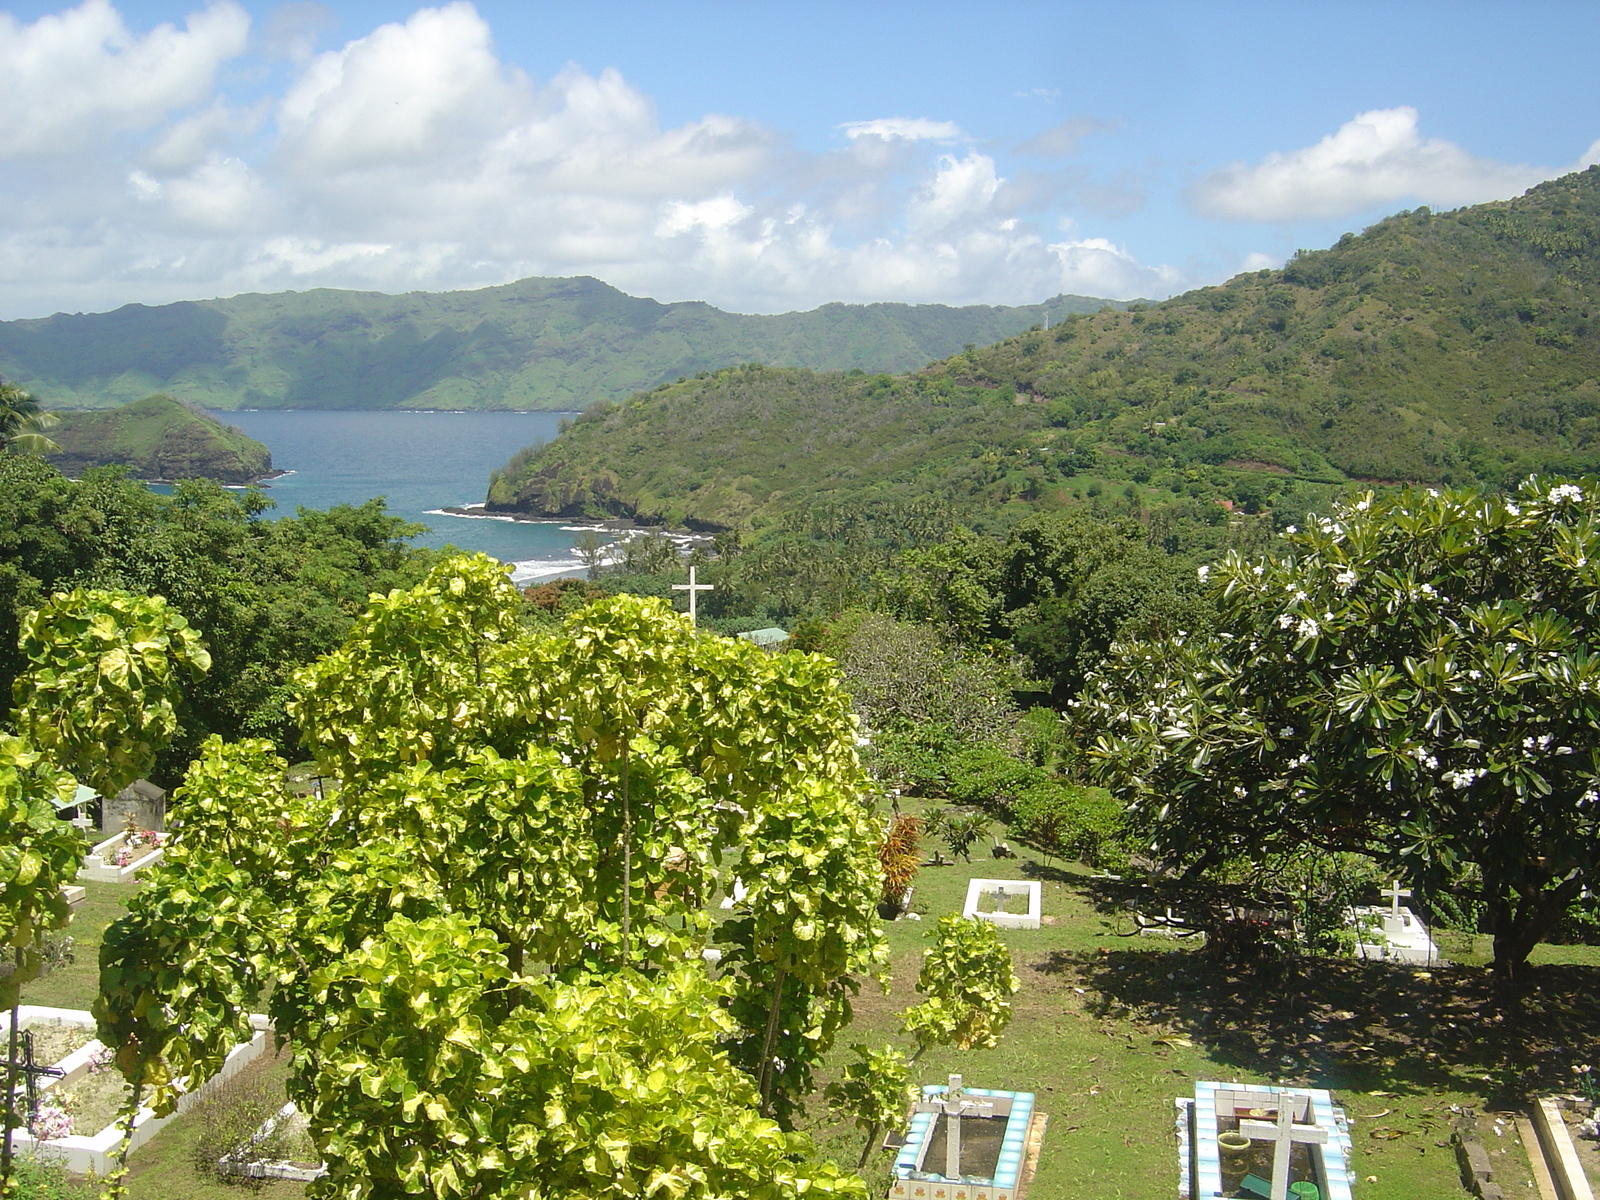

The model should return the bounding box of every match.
[1218,1129,1252,1157]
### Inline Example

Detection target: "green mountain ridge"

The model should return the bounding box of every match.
[0,277,1125,413]
[48,394,273,484]
[486,168,1600,529]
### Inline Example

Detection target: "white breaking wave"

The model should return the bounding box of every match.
[509,558,586,585]
[427,506,519,523]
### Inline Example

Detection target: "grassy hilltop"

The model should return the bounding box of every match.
[0,276,1124,412]
[48,394,272,484]
[486,167,1600,529]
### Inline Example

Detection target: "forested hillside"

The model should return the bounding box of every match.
[0,276,1121,412]
[488,168,1600,528]
[48,394,272,483]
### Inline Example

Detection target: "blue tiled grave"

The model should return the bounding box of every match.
[1180,1082,1354,1200]
[888,1075,1035,1200]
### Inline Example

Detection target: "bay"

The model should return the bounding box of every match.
[211,409,593,583]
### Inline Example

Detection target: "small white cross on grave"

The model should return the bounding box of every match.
[1237,1093,1329,1200]
[911,1074,994,1180]
[1383,879,1412,917]
[671,565,714,625]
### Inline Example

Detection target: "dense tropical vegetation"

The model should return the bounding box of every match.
[96,560,884,1199]
[0,455,438,781]
[1081,477,1600,978]
[45,395,272,485]
[488,167,1600,527]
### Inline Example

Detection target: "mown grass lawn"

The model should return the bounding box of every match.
[794,801,1600,1200]
[22,820,1600,1200]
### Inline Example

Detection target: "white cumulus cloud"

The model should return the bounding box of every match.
[839,117,964,143]
[1191,106,1599,222]
[0,0,1181,318]
[0,0,248,158]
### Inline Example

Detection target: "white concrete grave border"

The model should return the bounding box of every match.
[9,1005,268,1175]
[79,831,164,883]
[963,878,1041,930]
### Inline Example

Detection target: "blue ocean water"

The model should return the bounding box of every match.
[211,410,596,583]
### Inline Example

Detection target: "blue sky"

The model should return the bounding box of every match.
[1,0,1596,318]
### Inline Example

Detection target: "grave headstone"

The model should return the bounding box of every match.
[100,779,165,834]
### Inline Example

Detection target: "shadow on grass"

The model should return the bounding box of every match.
[1027,876,1600,1109]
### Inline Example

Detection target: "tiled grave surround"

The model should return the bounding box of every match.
[889,1084,1034,1200]
[1180,1081,1355,1200]
[962,879,1041,931]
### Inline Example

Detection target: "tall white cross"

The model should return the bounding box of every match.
[1383,879,1412,917]
[1237,1093,1329,1200]
[911,1074,994,1180]
[671,565,714,625]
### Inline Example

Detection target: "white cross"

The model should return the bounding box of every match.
[1237,1093,1329,1200]
[1383,879,1412,917]
[911,1074,994,1180]
[671,565,714,625]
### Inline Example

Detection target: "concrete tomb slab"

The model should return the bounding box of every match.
[963,879,1041,931]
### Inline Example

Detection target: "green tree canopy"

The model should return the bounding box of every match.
[96,556,884,1199]
[0,456,437,776]
[1081,478,1600,979]
[878,511,1204,699]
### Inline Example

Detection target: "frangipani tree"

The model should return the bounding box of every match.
[1081,478,1600,980]
[96,555,883,1200]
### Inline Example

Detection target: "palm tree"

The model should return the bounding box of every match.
[0,379,60,455]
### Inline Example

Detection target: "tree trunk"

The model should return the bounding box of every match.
[858,1121,882,1170]
[621,744,631,965]
[1487,878,1582,982]
[2,964,21,1190]
[756,967,788,1118]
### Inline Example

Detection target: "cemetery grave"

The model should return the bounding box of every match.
[78,825,165,883]
[888,1075,1037,1200]
[1348,883,1442,967]
[6,1005,268,1175]
[1178,1081,1354,1200]
[963,879,1042,930]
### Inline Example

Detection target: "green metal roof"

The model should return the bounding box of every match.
[736,627,790,647]
[51,784,99,812]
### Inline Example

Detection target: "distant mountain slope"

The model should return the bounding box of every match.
[49,394,272,483]
[0,277,1124,412]
[486,168,1600,528]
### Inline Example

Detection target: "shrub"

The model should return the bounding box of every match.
[944,744,1037,815]
[1010,780,1130,870]
[878,814,922,911]
[924,808,989,863]
[8,1154,91,1200]
[865,723,963,794]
